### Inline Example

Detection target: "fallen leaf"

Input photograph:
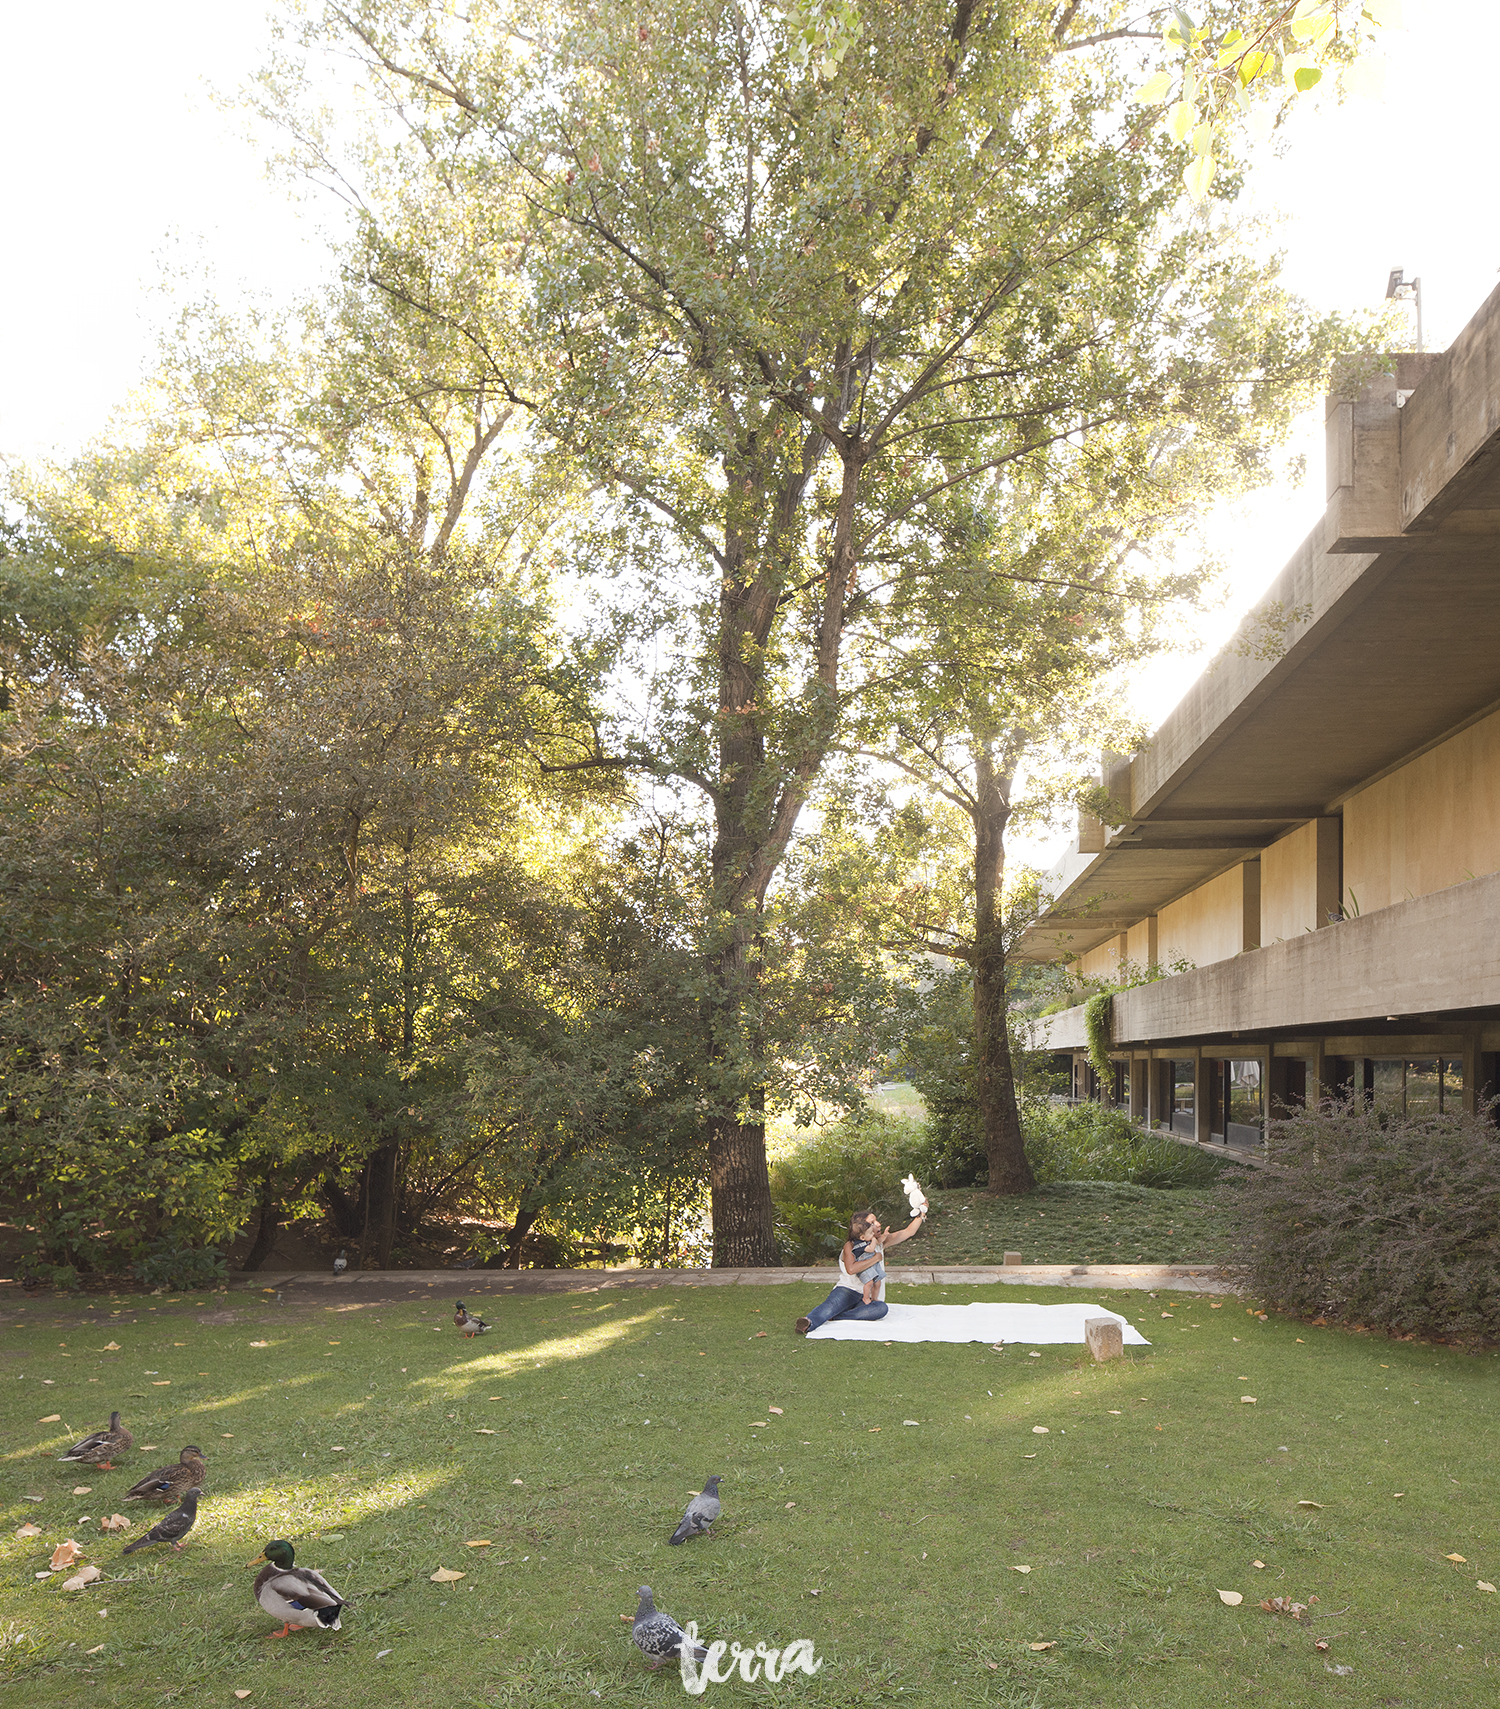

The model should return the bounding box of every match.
[150,1381,171,1386]
[868,1426,881,1432]
[1261,1596,1309,1619]
[248,1341,269,1348]
[785,1502,797,1509]
[1479,1581,1498,1594]
[903,1420,920,1427]
[768,1406,784,1416]
[15,1522,42,1538]
[50,1541,83,1569]
[1011,1565,1032,1574]
[1296,1500,1323,1510]
[1217,1590,1243,1606]
[430,1568,465,1582]
[511,1478,524,1486]
[1315,1639,1330,1652]
[72,1486,92,1496]
[1252,1560,1265,1570]
[61,1564,103,1591]
[329,1445,345,1453]
[38,1414,62,1424]
[466,1540,492,1548]
[753,1331,767,1338]
[236,1692,253,1699]
[1392,1492,1405,1498]
[619,1613,633,1622]
[475,1428,496,1435]
[327,1340,340,1345]
[1032,1426,1049,1435]
[750,1421,770,1428]
[1240,1396,1257,1405]
[34,1572,52,1580]
[1022,1452,1037,1458]
[221,1433,234,1439]
[101,1342,120,1351]
[1447,1553,1468,1563]
[86,1645,105,1655]
[1107,1409,1121,1415]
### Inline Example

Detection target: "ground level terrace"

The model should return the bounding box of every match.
[1037,863,1500,1152]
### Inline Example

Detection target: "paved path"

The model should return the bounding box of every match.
[228,1262,1232,1300]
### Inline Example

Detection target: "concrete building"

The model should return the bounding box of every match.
[1021,284,1500,1155]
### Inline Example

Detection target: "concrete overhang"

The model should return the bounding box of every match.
[1018,282,1500,963]
[1033,868,1500,1051]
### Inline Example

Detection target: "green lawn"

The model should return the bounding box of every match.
[3,1281,1498,1707]
[893,1182,1239,1268]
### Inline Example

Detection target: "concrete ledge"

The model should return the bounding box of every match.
[226,1264,1234,1298]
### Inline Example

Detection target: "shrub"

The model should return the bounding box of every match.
[769,1111,933,1262]
[1021,1100,1225,1190]
[1234,1098,1500,1343]
[131,1237,228,1292]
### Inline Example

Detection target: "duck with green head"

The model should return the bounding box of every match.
[248,1539,344,1638]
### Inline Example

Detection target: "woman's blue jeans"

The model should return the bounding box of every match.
[803,1285,889,1329]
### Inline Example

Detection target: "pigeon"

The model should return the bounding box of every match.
[454,1300,490,1336]
[630,1585,708,1670]
[123,1445,207,1503]
[59,1410,133,1470]
[333,1250,347,1275]
[668,1474,722,1545]
[123,1487,202,1554]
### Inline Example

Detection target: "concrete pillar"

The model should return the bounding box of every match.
[1194,1051,1212,1146]
[1463,1035,1480,1116]
[1241,859,1261,952]
[1314,818,1342,928]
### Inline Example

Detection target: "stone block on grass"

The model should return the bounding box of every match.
[1002,1250,1022,1267]
[1085,1316,1124,1362]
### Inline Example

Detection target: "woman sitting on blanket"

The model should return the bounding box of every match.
[794,1205,926,1335]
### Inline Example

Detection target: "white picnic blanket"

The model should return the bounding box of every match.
[806,1301,1150,1346]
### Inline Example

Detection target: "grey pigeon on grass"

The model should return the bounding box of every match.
[668,1474,722,1545]
[631,1585,708,1670]
[123,1487,202,1554]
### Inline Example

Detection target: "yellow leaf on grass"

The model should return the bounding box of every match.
[101,1342,120,1351]
[151,1381,171,1386]
[1028,1641,1056,1651]
[430,1568,465,1582]
[72,1486,92,1496]
[50,1541,82,1569]
[86,1645,105,1655]
[100,1515,130,1532]
[61,1564,103,1591]
[1032,1426,1049,1435]
[1011,1565,1032,1575]
[249,1341,269,1348]
[1478,1581,1497,1594]
[768,1406,784,1415]
[236,1692,253,1699]
[1297,1501,1324,1510]
[14,1523,42,1538]
[1218,1590,1244,1606]
[751,1421,770,1428]
[1240,1396,1257,1405]
[466,1540,492,1548]
[38,1414,62,1424]
[476,1428,496,1435]
[1447,1553,1468,1563]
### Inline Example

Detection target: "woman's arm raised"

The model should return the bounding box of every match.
[881,1212,927,1250]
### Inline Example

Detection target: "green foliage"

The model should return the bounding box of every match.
[131,1237,228,1292]
[769,1111,931,1261]
[1023,1101,1225,1191]
[1084,991,1114,1085]
[1235,1097,1500,1342]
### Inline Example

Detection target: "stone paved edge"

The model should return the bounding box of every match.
[225,1263,1235,1298]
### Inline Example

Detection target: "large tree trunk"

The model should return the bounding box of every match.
[973,746,1035,1196]
[241,1178,281,1272]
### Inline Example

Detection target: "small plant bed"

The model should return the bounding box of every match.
[889,1181,1240,1268]
[2,1284,1497,1708]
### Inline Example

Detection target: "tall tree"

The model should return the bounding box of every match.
[264,0,1353,1261]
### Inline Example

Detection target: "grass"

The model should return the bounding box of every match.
[892,1182,1240,1268]
[3,1280,1499,1707]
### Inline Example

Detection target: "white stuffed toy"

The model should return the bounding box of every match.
[901,1174,930,1218]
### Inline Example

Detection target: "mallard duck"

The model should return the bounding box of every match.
[123,1487,201,1553]
[58,1410,133,1470]
[123,1445,207,1503]
[454,1300,489,1336]
[249,1539,344,1637]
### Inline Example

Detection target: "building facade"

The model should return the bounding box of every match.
[1022,285,1500,1154]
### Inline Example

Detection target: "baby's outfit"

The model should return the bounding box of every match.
[850,1235,886,1296]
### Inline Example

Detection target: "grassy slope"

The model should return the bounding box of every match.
[3,1282,1498,1708]
[890,1183,1238,1268]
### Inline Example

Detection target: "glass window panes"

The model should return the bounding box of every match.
[1405,1058,1441,1117]
[1227,1060,1262,1129]
[1443,1057,1464,1109]
[1372,1059,1404,1106]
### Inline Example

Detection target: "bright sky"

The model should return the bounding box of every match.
[2,1,1494,863]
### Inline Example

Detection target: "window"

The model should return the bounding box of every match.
[1170,1059,1195,1137]
[1112,1060,1131,1109]
[1204,1058,1265,1148]
[1367,1057,1463,1115]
